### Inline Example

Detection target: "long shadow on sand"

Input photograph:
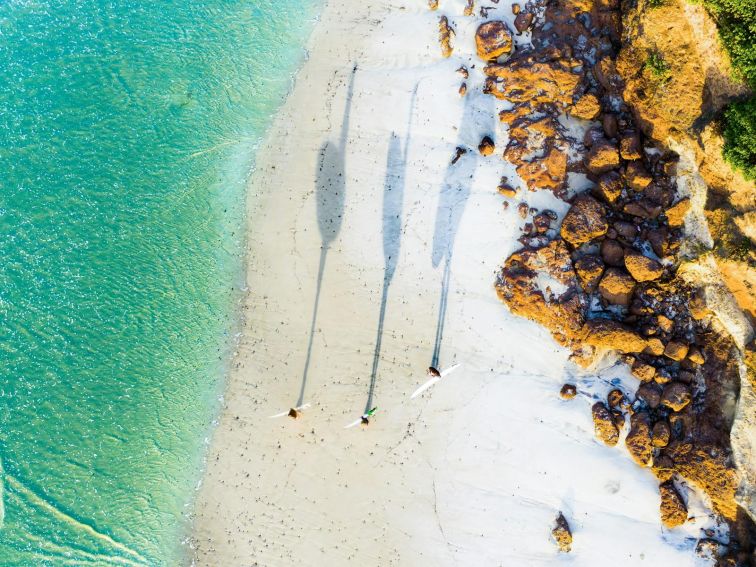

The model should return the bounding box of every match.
[430,91,494,367]
[296,67,356,408]
[364,87,418,413]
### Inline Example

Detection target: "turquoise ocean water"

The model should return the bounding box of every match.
[0,1,319,564]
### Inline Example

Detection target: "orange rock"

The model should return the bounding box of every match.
[585,140,620,174]
[664,340,689,361]
[659,482,688,528]
[515,148,568,194]
[626,411,653,466]
[624,252,664,281]
[560,194,608,246]
[619,131,642,160]
[625,161,653,190]
[593,402,620,446]
[598,268,636,306]
[552,513,573,552]
[439,16,454,58]
[485,60,581,108]
[478,136,495,156]
[497,240,586,344]
[475,21,513,61]
[574,255,605,292]
[665,198,690,227]
[569,93,601,120]
[632,359,656,381]
[595,171,623,204]
[582,319,648,353]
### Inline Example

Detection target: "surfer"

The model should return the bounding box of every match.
[269,403,311,419]
[344,407,378,429]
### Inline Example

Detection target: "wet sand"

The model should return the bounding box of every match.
[190,0,718,564]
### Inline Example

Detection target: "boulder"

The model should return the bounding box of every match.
[478,136,495,156]
[583,319,648,353]
[645,337,665,356]
[439,16,454,58]
[497,182,517,198]
[573,255,605,292]
[475,21,513,61]
[585,140,620,174]
[659,482,688,528]
[595,171,623,204]
[598,268,636,306]
[626,411,653,466]
[602,114,619,138]
[614,221,637,241]
[560,383,577,399]
[600,239,625,267]
[624,253,664,282]
[625,162,653,191]
[687,346,705,365]
[632,359,656,381]
[608,388,625,409]
[664,340,689,361]
[637,383,662,409]
[569,93,601,120]
[661,382,692,411]
[652,420,671,447]
[647,228,669,257]
[619,131,642,160]
[592,402,620,446]
[657,314,674,333]
[514,12,534,33]
[496,240,586,345]
[552,512,572,552]
[560,195,608,247]
[484,60,581,108]
[665,198,690,227]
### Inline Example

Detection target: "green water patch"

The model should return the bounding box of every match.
[0,1,320,564]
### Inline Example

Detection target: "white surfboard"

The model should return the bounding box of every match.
[269,403,311,419]
[410,363,461,399]
[343,418,363,429]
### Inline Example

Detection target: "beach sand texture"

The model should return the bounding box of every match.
[191,0,721,564]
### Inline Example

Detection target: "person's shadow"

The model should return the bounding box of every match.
[296,67,356,408]
[430,91,494,368]
[363,87,418,413]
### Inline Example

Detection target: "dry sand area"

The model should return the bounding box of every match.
[191,0,722,564]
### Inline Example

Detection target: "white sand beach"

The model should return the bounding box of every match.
[190,0,721,564]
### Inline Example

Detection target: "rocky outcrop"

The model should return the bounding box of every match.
[483,0,755,554]
[496,240,585,345]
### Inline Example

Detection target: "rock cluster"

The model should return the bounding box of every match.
[483,0,749,547]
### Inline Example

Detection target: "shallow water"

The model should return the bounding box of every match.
[0,1,319,564]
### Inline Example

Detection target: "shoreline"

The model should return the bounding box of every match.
[190,0,725,564]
